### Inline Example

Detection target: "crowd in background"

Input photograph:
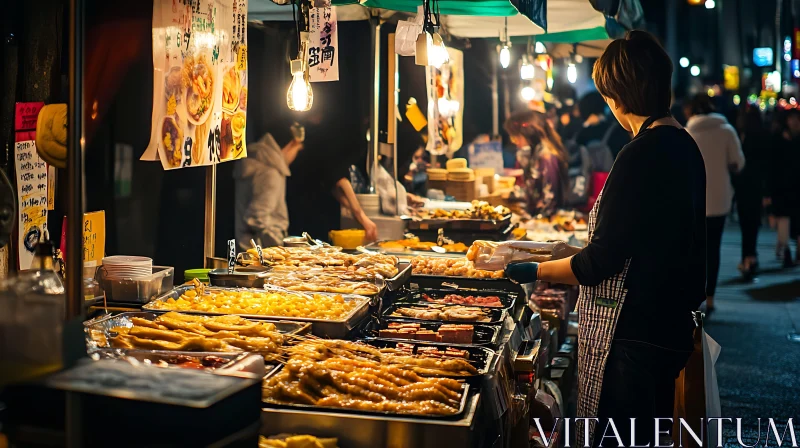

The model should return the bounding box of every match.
[498,90,799,316]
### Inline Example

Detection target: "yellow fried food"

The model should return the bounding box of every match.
[149,290,360,320]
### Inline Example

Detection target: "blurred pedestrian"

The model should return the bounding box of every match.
[575,91,631,164]
[733,107,767,279]
[504,110,569,216]
[684,94,745,313]
[768,109,800,267]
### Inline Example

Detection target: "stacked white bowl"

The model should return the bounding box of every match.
[102,256,153,280]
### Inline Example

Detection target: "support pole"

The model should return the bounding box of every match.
[491,49,499,136]
[369,15,381,193]
[204,164,216,267]
[66,0,84,320]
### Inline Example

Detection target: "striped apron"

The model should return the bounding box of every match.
[574,114,670,445]
[575,189,631,446]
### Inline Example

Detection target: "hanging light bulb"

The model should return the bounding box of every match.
[534,41,546,54]
[428,32,450,69]
[567,63,578,84]
[287,33,313,111]
[520,56,535,80]
[500,45,511,69]
[520,86,536,101]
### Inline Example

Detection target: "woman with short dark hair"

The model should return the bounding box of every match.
[506,31,707,447]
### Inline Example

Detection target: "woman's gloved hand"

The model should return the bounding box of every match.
[505,261,540,284]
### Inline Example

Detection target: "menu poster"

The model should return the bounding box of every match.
[425,48,463,157]
[308,6,339,82]
[83,211,106,265]
[15,141,48,270]
[143,0,248,170]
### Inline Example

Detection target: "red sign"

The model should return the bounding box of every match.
[14,102,44,132]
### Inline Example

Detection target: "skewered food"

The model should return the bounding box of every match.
[146,287,361,320]
[260,435,338,448]
[379,323,475,344]
[243,247,399,279]
[379,238,468,253]
[95,312,287,360]
[412,201,510,221]
[411,256,504,278]
[390,304,491,322]
[264,339,472,415]
[423,293,504,308]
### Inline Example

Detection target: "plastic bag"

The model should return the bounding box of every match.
[395,6,424,57]
[468,240,563,271]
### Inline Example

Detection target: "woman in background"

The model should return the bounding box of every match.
[504,110,569,216]
[734,107,767,279]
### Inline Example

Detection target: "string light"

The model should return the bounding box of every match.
[567,63,577,84]
[500,45,511,69]
[733,95,741,105]
[704,0,715,8]
[521,86,535,101]
[428,32,450,69]
[690,65,701,77]
[520,55,535,80]
[534,41,546,54]
[679,57,690,68]
[287,30,313,111]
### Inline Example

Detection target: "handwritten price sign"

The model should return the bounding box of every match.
[15,140,48,269]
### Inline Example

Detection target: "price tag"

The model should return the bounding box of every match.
[228,239,236,274]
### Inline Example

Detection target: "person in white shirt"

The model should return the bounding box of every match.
[684,94,745,314]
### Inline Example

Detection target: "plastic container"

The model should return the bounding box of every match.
[184,268,211,284]
[328,229,365,250]
[97,266,175,304]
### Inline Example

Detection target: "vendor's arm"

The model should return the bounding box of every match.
[569,149,639,286]
[333,178,379,241]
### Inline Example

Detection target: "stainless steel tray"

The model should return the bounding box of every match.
[385,262,412,291]
[89,350,274,377]
[263,366,470,420]
[362,318,502,348]
[142,286,372,338]
[261,392,484,448]
[383,303,508,326]
[84,311,311,354]
[401,288,517,310]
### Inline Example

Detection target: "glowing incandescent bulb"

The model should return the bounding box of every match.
[567,63,577,84]
[429,32,450,69]
[287,59,313,112]
[500,45,511,68]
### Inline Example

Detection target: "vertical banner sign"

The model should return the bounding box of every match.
[425,48,463,157]
[143,0,248,170]
[83,211,106,265]
[308,6,339,82]
[15,141,48,270]
[227,239,236,273]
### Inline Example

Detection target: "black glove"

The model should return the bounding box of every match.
[505,261,540,284]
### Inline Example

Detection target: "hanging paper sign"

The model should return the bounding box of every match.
[308,6,339,82]
[426,48,463,157]
[15,141,48,270]
[143,0,248,170]
[83,211,106,265]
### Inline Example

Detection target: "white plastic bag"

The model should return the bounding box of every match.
[469,240,562,271]
[703,332,722,448]
[395,6,424,57]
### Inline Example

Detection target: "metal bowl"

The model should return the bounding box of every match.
[283,236,311,247]
[208,267,270,288]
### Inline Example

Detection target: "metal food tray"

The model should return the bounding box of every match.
[405,214,511,232]
[89,349,277,377]
[357,339,496,382]
[382,303,507,326]
[385,262,412,291]
[410,273,524,295]
[84,311,311,354]
[401,288,517,311]
[263,367,470,420]
[142,286,371,338]
[361,318,502,348]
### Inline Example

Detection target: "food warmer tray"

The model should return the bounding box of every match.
[385,262,412,291]
[89,349,278,377]
[409,274,524,296]
[405,214,511,232]
[356,339,496,382]
[84,311,311,352]
[382,303,507,326]
[261,392,484,448]
[263,367,471,420]
[142,286,371,338]
[361,318,502,348]
[400,287,517,311]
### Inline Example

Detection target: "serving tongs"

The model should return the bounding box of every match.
[262,284,315,301]
[302,232,330,249]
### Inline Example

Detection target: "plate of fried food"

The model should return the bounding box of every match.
[85,311,309,361]
[263,339,485,417]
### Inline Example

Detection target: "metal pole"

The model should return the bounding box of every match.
[66,0,84,320]
[203,164,216,267]
[492,49,499,136]
[369,15,381,193]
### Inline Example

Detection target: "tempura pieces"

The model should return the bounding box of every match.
[264,339,471,416]
[105,312,286,360]
[243,246,399,279]
[147,287,361,320]
[410,256,504,278]
[259,435,338,448]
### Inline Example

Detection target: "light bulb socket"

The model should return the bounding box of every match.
[290,59,304,75]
